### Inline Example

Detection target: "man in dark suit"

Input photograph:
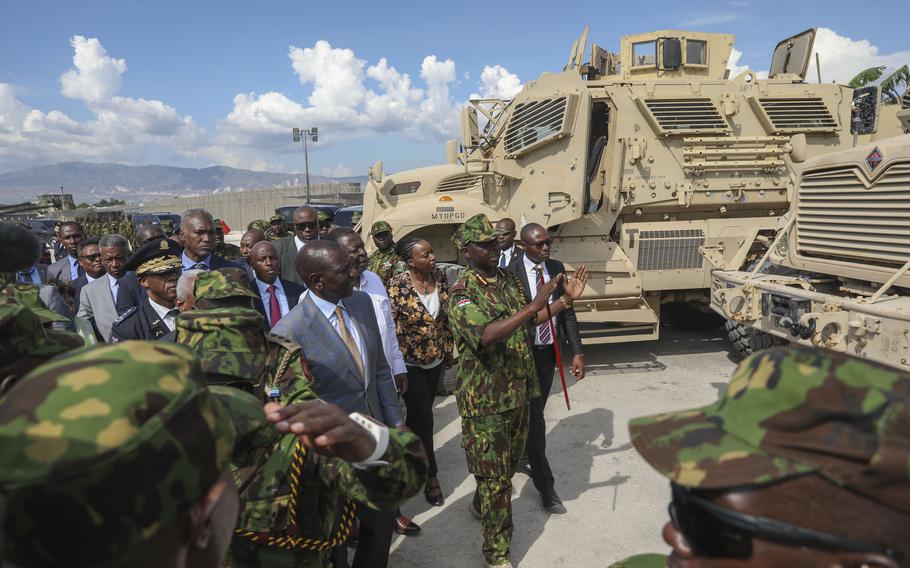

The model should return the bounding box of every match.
[248,240,304,330]
[495,217,520,269]
[46,221,85,284]
[111,239,182,342]
[506,222,585,515]
[178,209,238,272]
[72,238,105,312]
[272,205,318,286]
[272,241,405,568]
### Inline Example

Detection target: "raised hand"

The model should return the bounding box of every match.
[564,265,589,300]
[531,273,564,311]
[265,401,376,462]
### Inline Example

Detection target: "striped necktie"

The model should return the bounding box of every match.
[535,266,552,344]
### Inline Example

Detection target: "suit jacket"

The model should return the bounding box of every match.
[37,284,76,332]
[498,245,521,269]
[272,291,404,427]
[507,251,584,355]
[273,236,305,285]
[46,255,82,284]
[35,264,48,284]
[72,274,89,312]
[76,276,120,342]
[250,276,305,330]
[110,299,172,342]
[115,271,144,314]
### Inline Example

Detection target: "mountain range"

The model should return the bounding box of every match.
[0,162,366,203]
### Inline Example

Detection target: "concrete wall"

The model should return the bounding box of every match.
[138,183,362,231]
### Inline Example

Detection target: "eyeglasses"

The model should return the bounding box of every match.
[524,239,552,248]
[669,484,903,562]
[80,253,102,262]
[295,222,318,231]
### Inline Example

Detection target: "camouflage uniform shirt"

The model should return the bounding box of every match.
[367,248,405,286]
[447,267,539,417]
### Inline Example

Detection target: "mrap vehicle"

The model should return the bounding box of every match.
[360,28,904,345]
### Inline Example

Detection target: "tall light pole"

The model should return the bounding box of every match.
[292,127,318,203]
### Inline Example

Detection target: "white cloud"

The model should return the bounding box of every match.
[60,36,127,103]
[322,163,353,177]
[811,27,910,84]
[679,14,739,27]
[726,47,768,80]
[471,65,523,100]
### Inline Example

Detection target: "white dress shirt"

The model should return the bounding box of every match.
[306,290,365,365]
[85,273,97,284]
[255,277,290,327]
[147,298,178,331]
[294,235,307,251]
[357,271,408,376]
[523,255,554,345]
[498,245,515,268]
[108,273,121,303]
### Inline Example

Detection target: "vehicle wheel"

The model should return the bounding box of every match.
[722,259,790,358]
[663,302,724,332]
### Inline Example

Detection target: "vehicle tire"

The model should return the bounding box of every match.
[663,301,725,332]
[722,259,790,358]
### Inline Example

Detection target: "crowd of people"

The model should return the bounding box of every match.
[2,205,910,568]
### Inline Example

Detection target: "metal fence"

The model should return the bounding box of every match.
[137,184,362,231]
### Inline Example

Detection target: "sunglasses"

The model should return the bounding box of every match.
[669,484,903,563]
[80,253,102,262]
[295,222,318,230]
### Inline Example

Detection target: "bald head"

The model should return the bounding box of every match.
[136,223,165,247]
[292,206,318,241]
[240,229,265,263]
[295,241,355,303]
[520,223,551,263]
[520,223,545,241]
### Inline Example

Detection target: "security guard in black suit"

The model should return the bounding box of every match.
[506,222,585,515]
[111,239,182,342]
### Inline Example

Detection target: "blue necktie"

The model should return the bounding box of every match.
[499,252,507,268]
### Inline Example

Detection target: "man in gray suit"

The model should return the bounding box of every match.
[77,234,130,342]
[272,205,318,286]
[46,221,85,284]
[272,241,405,568]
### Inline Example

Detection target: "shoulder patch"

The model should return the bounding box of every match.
[450,278,467,293]
[113,306,138,325]
[456,298,473,308]
[266,332,301,353]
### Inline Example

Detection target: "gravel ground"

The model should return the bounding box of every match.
[386,325,739,567]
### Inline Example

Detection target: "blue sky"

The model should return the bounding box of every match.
[1,0,907,180]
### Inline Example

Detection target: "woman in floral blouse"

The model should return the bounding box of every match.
[388,236,454,506]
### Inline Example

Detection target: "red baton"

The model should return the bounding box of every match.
[544,300,571,411]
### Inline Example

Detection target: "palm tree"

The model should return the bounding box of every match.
[848,65,910,104]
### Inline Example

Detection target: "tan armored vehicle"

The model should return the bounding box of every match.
[711,115,910,367]
[362,28,904,344]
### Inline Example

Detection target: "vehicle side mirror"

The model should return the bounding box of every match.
[788,134,807,163]
[368,160,383,183]
[446,139,459,165]
[662,38,682,70]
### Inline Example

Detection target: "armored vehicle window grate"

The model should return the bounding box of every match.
[758,97,838,133]
[637,229,705,271]
[437,175,482,193]
[503,97,568,156]
[797,161,910,267]
[644,98,727,134]
[902,91,910,109]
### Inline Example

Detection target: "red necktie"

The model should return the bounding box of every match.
[267,284,282,327]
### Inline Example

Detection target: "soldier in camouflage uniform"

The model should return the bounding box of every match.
[265,214,292,241]
[367,220,406,285]
[0,340,256,567]
[447,214,588,568]
[611,345,910,568]
[176,268,429,567]
[160,218,176,236]
[214,218,242,260]
[317,210,332,238]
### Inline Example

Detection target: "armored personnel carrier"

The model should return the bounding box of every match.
[361,28,904,344]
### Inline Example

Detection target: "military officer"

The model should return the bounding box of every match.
[447,214,588,568]
[317,210,332,238]
[174,268,429,568]
[367,221,405,285]
[265,214,291,241]
[111,238,182,341]
[611,346,910,568]
[215,218,242,259]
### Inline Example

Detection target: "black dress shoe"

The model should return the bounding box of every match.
[541,490,567,514]
[515,457,532,477]
[425,481,445,507]
[394,515,421,536]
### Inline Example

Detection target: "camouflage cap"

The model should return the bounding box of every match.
[630,346,910,513]
[451,213,506,248]
[0,341,265,567]
[249,219,271,232]
[269,214,285,223]
[0,300,82,375]
[370,220,392,235]
[194,267,258,301]
[176,307,269,387]
[317,210,331,222]
[0,283,70,324]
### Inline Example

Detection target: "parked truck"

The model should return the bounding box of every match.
[361,28,904,344]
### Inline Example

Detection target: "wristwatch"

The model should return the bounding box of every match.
[348,412,390,469]
[559,296,573,310]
